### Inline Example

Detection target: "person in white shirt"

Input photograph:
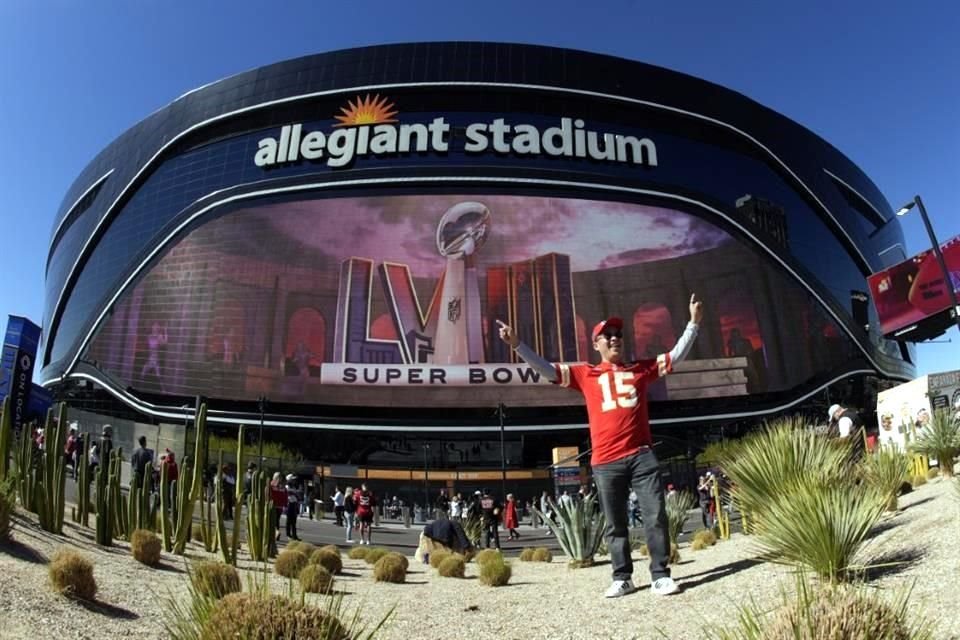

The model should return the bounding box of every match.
[331,487,345,527]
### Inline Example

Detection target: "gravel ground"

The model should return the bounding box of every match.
[1,478,957,640]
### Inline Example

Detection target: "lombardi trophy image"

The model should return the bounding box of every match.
[434,201,491,364]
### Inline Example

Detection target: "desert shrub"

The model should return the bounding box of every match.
[199,593,348,640]
[910,409,960,478]
[708,577,933,640]
[437,555,466,578]
[532,547,552,563]
[533,493,605,568]
[130,528,162,566]
[693,529,718,547]
[478,555,511,586]
[385,552,408,572]
[722,417,886,582]
[348,546,369,560]
[319,544,341,558]
[299,564,335,594]
[310,548,343,574]
[0,478,15,541]
[275,549,309,578]
[192,523,209,543]
[363,547,389,565]
[861,447,911,512]
[911,474,927,488]
[48,549,97,600]
[291,541,316,556]
[190,561,241,600]
[691,538,708,551]
[429,549,451,568]
[285,540,303,551]
[474,549,502,566]
[519,547,536,562]
[926,467,940,481]
[666,490,697,544]
[373,554,406,583]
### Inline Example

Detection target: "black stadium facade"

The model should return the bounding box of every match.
[40,43,915,490]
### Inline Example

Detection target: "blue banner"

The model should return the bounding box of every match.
[1,315,42,435]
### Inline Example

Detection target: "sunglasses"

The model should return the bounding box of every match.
[597,330,623,340]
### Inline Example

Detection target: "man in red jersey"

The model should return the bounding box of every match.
[497,293,703,598]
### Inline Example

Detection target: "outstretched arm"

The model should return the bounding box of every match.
[665,293,704,367]
[496,320,558,383]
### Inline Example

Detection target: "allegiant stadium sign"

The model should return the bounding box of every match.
[254,94,658,169]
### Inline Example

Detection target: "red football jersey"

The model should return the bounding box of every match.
[556,354,671,466]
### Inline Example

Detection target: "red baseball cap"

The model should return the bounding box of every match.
[591,317,623,341]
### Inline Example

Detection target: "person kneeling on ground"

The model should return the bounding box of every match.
[414,518,475,564]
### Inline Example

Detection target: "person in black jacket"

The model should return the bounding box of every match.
[414,518,475,564]
[479,489,502,550]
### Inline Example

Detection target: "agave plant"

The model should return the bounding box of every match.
[909,409,960,478]
[721,415,886,583]
[665,490,696,545]
[860,446,910,511]
[533,494,605,568]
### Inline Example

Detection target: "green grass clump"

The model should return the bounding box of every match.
[385,552,408,572]
[532,547,552,563]
[519,548,536,561]
[310,548,343,574]
[373,554,406,583]
[130,528,163,566]
[48,549,97,600]
[478,555,511,586]
[363,547,389,565]
[319,544,342,557]
[275,550,309,578]
[692,529,718,547]
[429,549,452,568]
[691,538,709,551]
[299,564,335,594]
[474,549,502,566]
[348,546,369,560]
[190,561,241,600]
[199,593,347,640]
[437,555,466,578]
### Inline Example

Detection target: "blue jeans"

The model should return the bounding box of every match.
[593,449,670,582]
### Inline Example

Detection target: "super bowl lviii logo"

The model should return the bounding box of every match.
[253,94,658,169]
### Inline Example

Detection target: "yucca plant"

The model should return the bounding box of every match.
[721,416,886,583]
[909,409,960,478]
[665,490,696,545]
[720,416,851,518]
[533,494,605,568]
[461,510,482,547]
[860,446,910,511]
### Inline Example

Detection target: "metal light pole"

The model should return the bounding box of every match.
[257,395,266,468]
[497,402,507,500]
[422,443,430,515]
[897,195,960,334]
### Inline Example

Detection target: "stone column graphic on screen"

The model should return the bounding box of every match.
[434,202,491,364]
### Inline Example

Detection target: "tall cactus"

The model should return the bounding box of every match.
[0,396,11,480]
[35,404,68,534]
[14,419,37,510]
[172,402,207,555]
[159,460,172,551]
[246,469,274,561]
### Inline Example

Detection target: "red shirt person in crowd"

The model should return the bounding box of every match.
[270,472,288,541]
[498,293,703,598]
[503,493,520,541]
[354,483,376,546]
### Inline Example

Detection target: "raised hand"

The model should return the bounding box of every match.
[496,319,519,348]
[689,293,704,324]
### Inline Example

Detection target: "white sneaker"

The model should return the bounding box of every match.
[346,538,354,543]
[650,577,679,596]
[604,579,636,598]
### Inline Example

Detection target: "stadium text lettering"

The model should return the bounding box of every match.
[254,117,657,169]
[319,364,548,386]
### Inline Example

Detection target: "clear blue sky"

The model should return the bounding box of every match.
[1,1,957,377]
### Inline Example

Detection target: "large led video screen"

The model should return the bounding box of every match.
[85,193,853,409]
[868,235,960,337]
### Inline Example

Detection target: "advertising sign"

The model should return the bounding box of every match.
[868,235,960,338]
[86,192,854,410]
[0,316,42,435]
